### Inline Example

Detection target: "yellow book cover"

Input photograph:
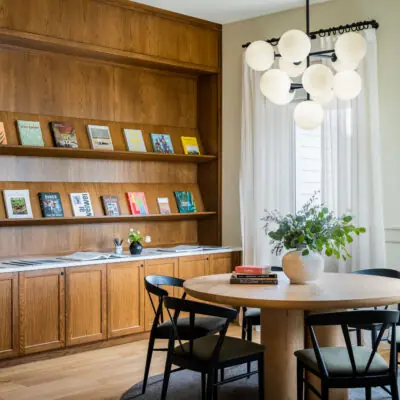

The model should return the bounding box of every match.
[181,136,200,155]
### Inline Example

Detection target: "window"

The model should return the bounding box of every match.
[295,126,322,210]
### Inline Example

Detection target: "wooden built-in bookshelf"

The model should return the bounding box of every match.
[0,0,222,258]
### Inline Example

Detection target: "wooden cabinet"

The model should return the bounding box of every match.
[144,258,177,330]
[208,253,233,275]
[0,273,18,359]
[19,269,64,355]
[107,261,145,338]
[66,265,107,346]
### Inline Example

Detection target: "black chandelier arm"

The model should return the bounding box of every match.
[241,19,379,49]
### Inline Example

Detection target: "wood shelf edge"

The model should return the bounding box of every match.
[0,145,217,164]
[0,212,217,227]
[0,29,220,75]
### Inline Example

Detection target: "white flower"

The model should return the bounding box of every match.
[130,228,134,232]
[145,236,152,243]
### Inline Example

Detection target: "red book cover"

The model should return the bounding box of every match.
[126,192,149,215]
[234,265,271,275]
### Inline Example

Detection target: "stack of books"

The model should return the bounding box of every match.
[230,265,278,285]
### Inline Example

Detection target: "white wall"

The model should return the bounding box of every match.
[222,0,400,267]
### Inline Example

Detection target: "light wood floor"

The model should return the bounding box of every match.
[0,326,252,400]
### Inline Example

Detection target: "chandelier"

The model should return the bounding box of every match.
[243,0,379,130]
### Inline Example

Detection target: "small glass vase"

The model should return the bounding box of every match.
[129,241,143,255]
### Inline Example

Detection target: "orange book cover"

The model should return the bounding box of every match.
[234,266,271,274]
[126,192,149,215]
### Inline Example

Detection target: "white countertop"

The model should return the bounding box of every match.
[0,247,242,274]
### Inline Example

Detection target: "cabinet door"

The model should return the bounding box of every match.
[175,255,208,301]
[66,265,107,346]
[144,258,177,331]
[209,253,233,275]
[107,261,145,338]
[0,273,18,359]
[19,269,65,355]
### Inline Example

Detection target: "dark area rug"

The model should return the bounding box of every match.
[121,363,392,399]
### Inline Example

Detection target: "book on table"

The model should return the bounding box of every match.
[231,265,279,285]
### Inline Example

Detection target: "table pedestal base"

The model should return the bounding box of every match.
[260,309,348,400]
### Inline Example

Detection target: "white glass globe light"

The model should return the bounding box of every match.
[245,40,275,71]
[312,89,335,106]
[333,70,362,101]
[335,32,367,65]
[260,69,292,105]
[279,57,307,78]
[332,58,358,72]
[294,101,324,130]
[278,30,311,63]
[302,64,334,97]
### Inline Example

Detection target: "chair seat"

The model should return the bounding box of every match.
[155,316,226,339]
[349,323,383,331]
[174,335,265,363]
[245,308,261,320]
[295,347,389,377]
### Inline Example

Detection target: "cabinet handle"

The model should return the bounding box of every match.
[60,271,64,276]
[140,264,144,268]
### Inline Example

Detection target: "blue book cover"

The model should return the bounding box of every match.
[174,191,197,213]
[150,133,174,154]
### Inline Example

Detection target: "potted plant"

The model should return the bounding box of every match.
[262,193,366,284]
[128,229,151,255]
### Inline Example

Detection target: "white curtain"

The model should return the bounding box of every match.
[320,29,385,272]
[240,56,295,266]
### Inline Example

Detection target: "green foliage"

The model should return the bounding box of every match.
[128,228,143,244]
[262,193,366,260]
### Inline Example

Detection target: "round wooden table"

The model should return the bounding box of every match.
[184,272,400,400]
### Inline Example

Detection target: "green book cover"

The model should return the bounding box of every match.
[17,120,44,147]
[174,191,197,213]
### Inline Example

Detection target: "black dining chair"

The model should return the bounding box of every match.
[241,266,283,374]
[142,275,226,395]
[161,296,265,400]
[295,310,399,400]
[351,268,400,346]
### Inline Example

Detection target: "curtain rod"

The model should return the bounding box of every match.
[241,20,379,49]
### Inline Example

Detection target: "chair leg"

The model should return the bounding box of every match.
[365,386,371,400]
[391,378,400,400]
[142,333,155,394]
[206,371,214,400]
[242,316,247,340]
[297,361,304,400]
[220,368,224,382]
[258,354,265,400]
[213,369,218,400]
[201,372,206,400]
[160,354,173,400]
[247,320,253,377]
[321,383,329,400]
[356,328,362,346]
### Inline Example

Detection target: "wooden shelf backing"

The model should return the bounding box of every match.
[0,145,216,164]
[0,212,217,227]
[0,29,219,75]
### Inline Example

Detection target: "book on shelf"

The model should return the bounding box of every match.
[174,191,197,213]
[123,129,146,152]
[126,192,149,215]
[150,133,174,154]
[50,121,79,148]
[70,193,94,217]
[101,195,121,216]
[87,125,114,150]
[3,190,33,219]
[38,192,64,217]
[17,120,44,147]
[157,197,171,215]
[0,122,7,145]
[234,265,272,275]
[181,136,200,155]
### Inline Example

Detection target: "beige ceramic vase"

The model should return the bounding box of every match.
[282,249,324,284]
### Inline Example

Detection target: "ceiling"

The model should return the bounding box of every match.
[132,0,330,24]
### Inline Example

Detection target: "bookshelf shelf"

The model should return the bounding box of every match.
[0,212,217,227]
[0,146,217,164]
